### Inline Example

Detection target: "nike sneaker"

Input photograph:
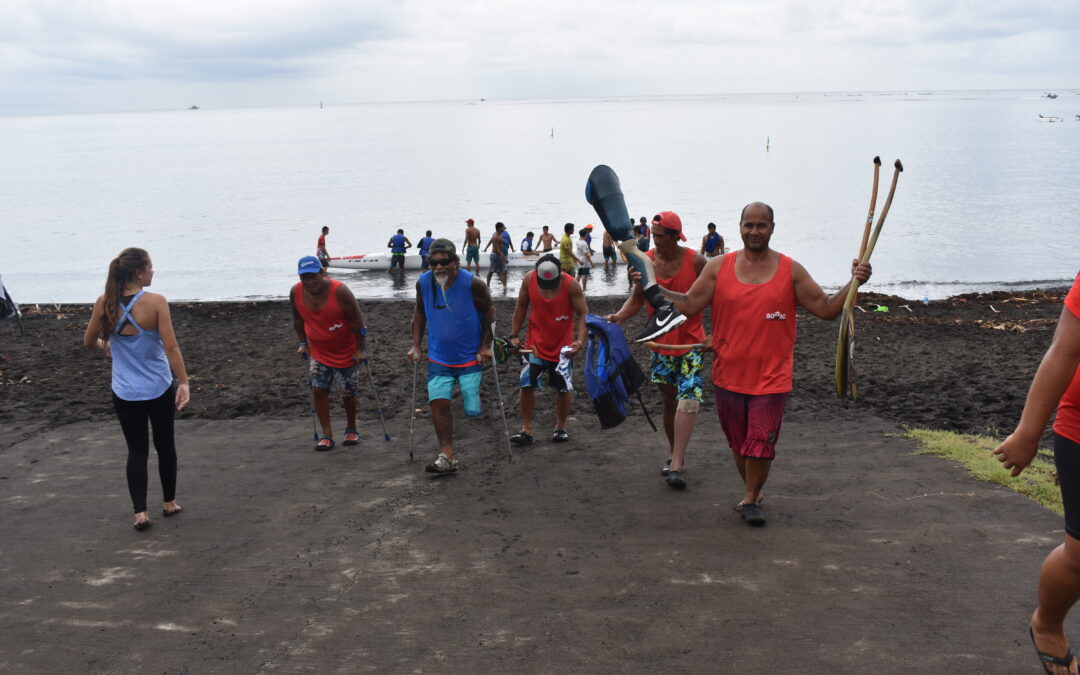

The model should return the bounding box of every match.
[634,297,688,342]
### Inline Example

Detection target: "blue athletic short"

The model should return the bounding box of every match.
[649,351,703,401]
[466,245,480,264]
[310,359,359,397]
[427,362,483,416]
[519,351,573,392]
[489,253,507,273]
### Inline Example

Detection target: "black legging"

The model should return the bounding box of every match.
[112,386,177,513]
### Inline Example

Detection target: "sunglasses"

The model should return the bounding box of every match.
[429,258,454,267]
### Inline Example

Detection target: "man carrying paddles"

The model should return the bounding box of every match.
[607,211,706,489]
[508,254,588,445]
[291,255,368,451]
[408,239,495,473]
[665,202,871,525]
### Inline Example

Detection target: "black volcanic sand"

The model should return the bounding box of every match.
[0,287,1073,673]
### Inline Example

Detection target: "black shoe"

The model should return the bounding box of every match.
[635,299,688,342]
[510,431,534,446]
[740,503,766,527]
[666,471,687,489]
[661,458,672,476]
[552,429,570,443]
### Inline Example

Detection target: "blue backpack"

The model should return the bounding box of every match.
[583,314,654,430]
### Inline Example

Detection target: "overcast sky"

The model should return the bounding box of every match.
[2,0,1078,115]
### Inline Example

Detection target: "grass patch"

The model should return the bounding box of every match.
[906,429,1062,515]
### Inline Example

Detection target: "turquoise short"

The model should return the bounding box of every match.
[427,362,483,416]
[466,245,480,264]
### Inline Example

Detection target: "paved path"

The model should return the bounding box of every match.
[0,409,1066,673]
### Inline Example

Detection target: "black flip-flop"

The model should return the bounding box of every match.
[740,503,766,527]
[661,459,672,476]
[1030,625,1078,674]
[552,429,569,443]
[134,518,152,531]
[163,505,183,517]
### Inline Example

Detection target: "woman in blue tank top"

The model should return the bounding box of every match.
[83,248,190,531]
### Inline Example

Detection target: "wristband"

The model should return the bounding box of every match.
[360,327,367,336]
[298,341,308,346]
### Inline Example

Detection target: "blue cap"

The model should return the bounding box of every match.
[297,256,323,275]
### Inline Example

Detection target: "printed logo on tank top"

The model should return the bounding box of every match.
[554,314,570,322]
[328,322,345,331]
[764,311,787,321]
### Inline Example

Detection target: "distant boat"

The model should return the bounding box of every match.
[1038,114,1063,122]
[188,105,199,110]
[320,101,323,109]
[1044,92,1058,99]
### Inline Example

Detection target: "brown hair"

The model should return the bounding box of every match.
[98,248,150,339]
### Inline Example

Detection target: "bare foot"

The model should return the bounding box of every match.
[163,501,183,517]
[133,512,152,530]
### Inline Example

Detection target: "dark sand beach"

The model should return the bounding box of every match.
[0,287,1072,672]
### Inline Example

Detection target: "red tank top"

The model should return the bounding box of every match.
[710,251,797,394]
[293,279,358,368]
[1054,273,1080,443]
[647,247,706,356]
[526,272,575,362]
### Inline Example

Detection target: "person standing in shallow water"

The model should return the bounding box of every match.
[83,247,190,532]
[994,271,1080,675]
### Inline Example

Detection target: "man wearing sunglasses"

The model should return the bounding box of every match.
[408,239,495,473]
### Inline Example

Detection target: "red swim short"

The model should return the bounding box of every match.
[714,386,789,460]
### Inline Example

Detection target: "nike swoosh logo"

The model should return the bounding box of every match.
[436,304,448,309]
[652,312,679,328]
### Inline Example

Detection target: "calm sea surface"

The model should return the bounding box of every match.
[1,91,1077,304]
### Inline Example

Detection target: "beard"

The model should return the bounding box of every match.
[434,269,451,289]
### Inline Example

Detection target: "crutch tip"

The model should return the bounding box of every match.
[894,159,903,172]
[873,156,881,165]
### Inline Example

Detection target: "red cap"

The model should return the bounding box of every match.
[584,223,594,229]
[651,211,686,241]
[466,218,474,224]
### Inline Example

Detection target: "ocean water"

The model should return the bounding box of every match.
[1,90,1077,304]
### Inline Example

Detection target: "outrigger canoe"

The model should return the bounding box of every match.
[328,250,624,270]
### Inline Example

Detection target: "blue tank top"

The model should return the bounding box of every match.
[704,232,720,253]
[110,291,173,401]
[391,234,407,254]
[501,230,512,249]
[419,236,433,255]
[420,269,483,365]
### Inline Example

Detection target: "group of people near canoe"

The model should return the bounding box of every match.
[81,164,1080,673]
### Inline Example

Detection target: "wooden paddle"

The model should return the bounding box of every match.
[835,158,903,400]
[643,341,709,351]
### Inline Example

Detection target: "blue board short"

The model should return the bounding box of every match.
[428,361,483,416]
[519,351,573,392]
[466,245,480,264]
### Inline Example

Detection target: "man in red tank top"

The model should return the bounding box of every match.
[607,211,706,489]
[508,255,588,444]
[290,256,367,451]
[667,203,871,526]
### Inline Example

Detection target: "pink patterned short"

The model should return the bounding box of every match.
[714,386,789,460]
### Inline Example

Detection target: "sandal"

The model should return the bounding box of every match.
[163,505,183,517]
[134,516,152,531]
[661,458,672,476]
[343,429,360,446]
[1030,625,1078,674]
[552,429,570,443]
[315,435,335,451]
[510,431,534,446]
